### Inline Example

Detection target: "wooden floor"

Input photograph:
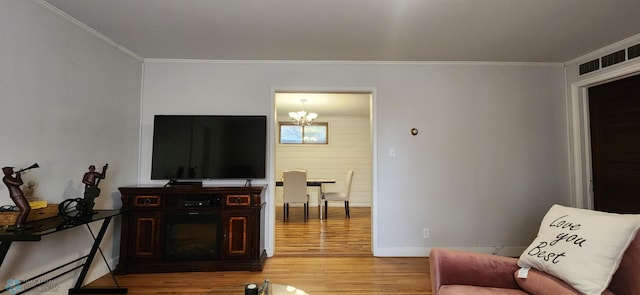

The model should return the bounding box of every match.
[274,205,372,256]
[89,207,432,294]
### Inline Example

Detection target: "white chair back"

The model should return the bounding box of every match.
[283,170,308,203]
[322,170,355,218]
[343,170,354,199]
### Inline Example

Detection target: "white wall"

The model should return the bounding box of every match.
[275,115,372,207]
[0,1,142,293]
[141,60,569,257]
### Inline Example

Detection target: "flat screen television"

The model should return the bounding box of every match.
[151,115,267,181]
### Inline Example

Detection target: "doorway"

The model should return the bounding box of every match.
[273,91,374,256]
[588,74,640,213]
[569,61,640,210]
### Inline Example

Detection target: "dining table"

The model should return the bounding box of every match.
[275,178,336,220]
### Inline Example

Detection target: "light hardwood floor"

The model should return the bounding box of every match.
[89,207,432,294]
[274,205,372,256]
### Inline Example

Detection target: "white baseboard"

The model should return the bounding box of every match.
[373,246,526,258]
[275,203,371,207]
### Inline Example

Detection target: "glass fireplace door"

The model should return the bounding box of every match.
[163,210,221,261]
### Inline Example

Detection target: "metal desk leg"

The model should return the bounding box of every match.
[0,241,12,268]
[69,216,127,294]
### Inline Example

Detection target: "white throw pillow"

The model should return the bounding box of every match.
[517,204,640,295]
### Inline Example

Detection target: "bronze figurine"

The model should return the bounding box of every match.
[2,166,31,229]
[59,164,108,218]
[81,164,108,214]
[82,164,107,188]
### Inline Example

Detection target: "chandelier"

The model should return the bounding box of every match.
[288,98,318,126]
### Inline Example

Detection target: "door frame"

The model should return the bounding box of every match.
[265,86,377,257]
[568,63,640,209]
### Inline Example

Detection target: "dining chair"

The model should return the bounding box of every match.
[322,170,354,219]
[282,170,309,221]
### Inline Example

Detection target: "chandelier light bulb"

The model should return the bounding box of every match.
[289,99,317,126]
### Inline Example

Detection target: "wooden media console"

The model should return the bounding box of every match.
[115,185,266,274]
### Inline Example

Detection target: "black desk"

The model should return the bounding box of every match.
[0,210,127,294]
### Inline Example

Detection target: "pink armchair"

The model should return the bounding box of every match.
[429,233,640,295]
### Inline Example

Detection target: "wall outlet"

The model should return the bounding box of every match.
[423,228,431,239]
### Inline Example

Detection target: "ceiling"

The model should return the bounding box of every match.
[37,0,640,117]
[42,0,640,63]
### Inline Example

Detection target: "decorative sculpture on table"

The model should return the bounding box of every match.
[82,164,107,214]
[23,181,36,201]
[2,163,39,230]
[59,163,108,218]
[22,180,48,210]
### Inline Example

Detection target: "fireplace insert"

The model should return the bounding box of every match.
[163,210,221,261]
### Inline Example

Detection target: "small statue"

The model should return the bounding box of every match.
[23,181,48,210]
[23,181,36,201]
[2,167,31,230]
[80,164,108,214]
[60,164,109,218]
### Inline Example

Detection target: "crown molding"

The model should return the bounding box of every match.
[566,33,640,66]
[143,58,563,67]
[33,0,143,62]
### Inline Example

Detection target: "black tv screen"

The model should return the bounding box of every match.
[151,115,267,180]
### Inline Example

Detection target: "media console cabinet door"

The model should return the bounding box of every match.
[224,211,254,258]
[129,211,161,260]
